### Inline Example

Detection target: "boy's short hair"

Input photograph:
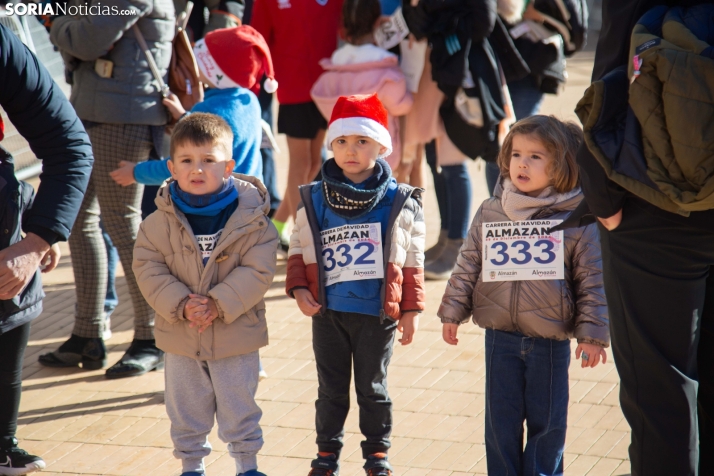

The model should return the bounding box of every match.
[497,115,584,193]
[170,112,233,159]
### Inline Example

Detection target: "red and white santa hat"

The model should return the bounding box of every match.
[326,94,393,158]
[193,25,278,93]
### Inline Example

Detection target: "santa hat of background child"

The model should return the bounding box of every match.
[326,94,393,159]
[193,25,278,94]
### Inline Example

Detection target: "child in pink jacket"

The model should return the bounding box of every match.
[310,0,413,170]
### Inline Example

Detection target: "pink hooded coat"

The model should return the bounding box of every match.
[311,45,413,169]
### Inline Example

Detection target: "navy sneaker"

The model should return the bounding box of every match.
[237,470,267,476]
[363,454,392,476]
[308,453,339,476]
[0,441,46,475]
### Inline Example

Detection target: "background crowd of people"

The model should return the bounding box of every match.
[0,0,712,474]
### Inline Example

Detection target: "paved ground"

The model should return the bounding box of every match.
[16,48,633,475]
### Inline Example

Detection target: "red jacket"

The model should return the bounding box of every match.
[251,0,343,105]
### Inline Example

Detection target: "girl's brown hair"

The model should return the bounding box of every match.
[497,115,584,193]
[342,0,381,43]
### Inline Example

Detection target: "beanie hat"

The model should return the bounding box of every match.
[326,94,393,158]
[193,25,278,93]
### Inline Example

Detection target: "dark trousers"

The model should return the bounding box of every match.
[599,198,714,476]
[425,142,472,240]
[485,329,570,476]
[312,310,397,459]
[0,322,31,447]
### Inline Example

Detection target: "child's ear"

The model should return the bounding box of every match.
[167,159,176,178]
[379,146,388,157]
[225,159,236,178]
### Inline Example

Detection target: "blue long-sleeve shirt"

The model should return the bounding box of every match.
[133,87,263,185]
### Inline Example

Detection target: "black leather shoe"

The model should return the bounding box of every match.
[105,339,164,379]
[38,334,107,370]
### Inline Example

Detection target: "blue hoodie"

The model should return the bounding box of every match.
[133,88,263,185]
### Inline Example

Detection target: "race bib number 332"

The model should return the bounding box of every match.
[482,220,564,281]
[321,223,384,286]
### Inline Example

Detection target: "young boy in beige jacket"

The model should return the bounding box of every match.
[133,113,278,476]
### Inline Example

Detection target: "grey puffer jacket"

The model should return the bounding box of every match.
[438,182,609,347]
[51,0,175,125]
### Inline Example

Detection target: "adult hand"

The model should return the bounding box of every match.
[398,311,420,345]
[0,233,50,300]
[575,343,608,368]
[41,243,61,273]
[442,323,459,345]
[162,93,186,121]
[597,209,623,231]
[110,161,137,186]
[293,288,321,316]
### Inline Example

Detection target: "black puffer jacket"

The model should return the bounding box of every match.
[0,24,93,333]
[403,0,529,161]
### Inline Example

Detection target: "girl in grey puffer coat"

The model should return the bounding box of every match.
[438,116,609,476]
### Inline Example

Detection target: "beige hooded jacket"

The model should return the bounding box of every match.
[438,181,609,347]
[133,174,278,360]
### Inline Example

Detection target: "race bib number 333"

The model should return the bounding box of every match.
[482,220,564,281]
[321,223,384,286]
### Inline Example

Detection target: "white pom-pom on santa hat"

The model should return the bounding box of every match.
[326,94,393,158]
[263,77,279,93]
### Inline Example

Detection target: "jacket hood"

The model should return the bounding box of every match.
[155,172,271,222]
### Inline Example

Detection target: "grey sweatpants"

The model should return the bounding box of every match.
[164,351,263,474]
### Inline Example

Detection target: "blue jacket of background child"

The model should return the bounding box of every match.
[133,88,263,184]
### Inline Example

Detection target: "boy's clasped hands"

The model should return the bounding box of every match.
[183,293,219,333]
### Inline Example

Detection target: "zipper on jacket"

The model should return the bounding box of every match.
[510,281,522,333]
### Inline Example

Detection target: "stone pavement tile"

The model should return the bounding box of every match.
[594,406,626,431]
[586,457,626,476]
[581,382,618,405]
[409,440,453,468]
[614,459,631,475]
[606,433,630,460]
[423,415,469,441]
[586,430,628,458]
[572,404,611,430]
[428,442,472,471]
[47,443,107,473]
[261,427,312,456]
[567,428,607,455]
[565,454,600,476]
[570,380,598,403]
[389,438,433,467]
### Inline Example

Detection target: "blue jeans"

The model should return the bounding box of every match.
[425,142,472,240]
[100,220,119,309]
[486,76,546,196]
[485,329,570,476]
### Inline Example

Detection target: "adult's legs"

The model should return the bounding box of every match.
[484,329,526,476]
[88,123,155,341]
[273,131,326,225]
[258,87,281,216]
[698,270,714,474]
[0,322,31,447]
[424,141,448,262]
[100,220,118,310]
[599,198,714,475]
[0,322,45,472]
[424,160,470,279]
[523,337,570,476]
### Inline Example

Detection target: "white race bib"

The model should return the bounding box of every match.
[196,230,222,264]
[482,220,564,281]
[320,223,384,286]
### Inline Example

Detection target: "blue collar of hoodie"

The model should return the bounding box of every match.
[170,177,238,217]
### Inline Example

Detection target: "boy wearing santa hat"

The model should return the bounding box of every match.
[110,25,277,188]
[285,94,426,476]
